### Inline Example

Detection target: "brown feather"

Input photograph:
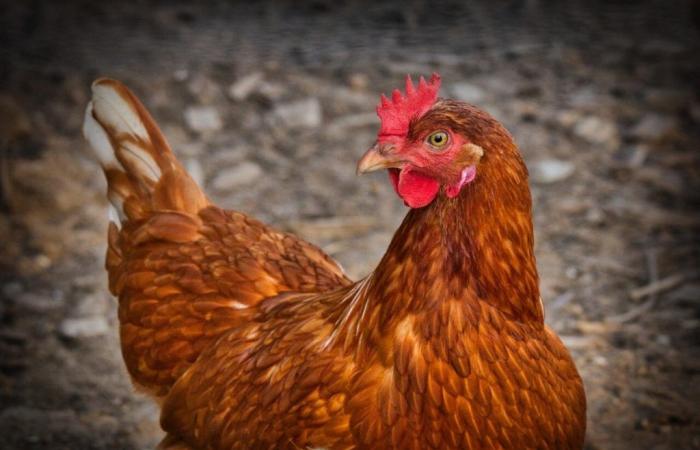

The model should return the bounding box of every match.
[85,80,584,449]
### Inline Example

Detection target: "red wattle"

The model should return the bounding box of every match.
[388,168,440,208]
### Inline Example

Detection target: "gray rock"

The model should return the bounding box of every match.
[173,68,189,82]
[573,115,618,146]
[187,75,222,103]
[16,291,63,312]
[209,145,250,167]
[179,141,206,157]
[631,114,677,141]
[210,161,263,191]
[271,98,322,129]
[73,292,107,317]
[228,72,264,101]
[327,112,377,135]
[257,81,287,101]
[530,159,575,184]
[59,316,109,339]
[569,86,599,109]
[347,72,369,90]
[184,106,223,132]
[449,82,486,104]
[184,158,205,187]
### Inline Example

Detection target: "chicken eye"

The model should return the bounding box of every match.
[427,131,449,149]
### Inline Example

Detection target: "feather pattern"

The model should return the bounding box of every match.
[83,78,585,450]
[84,79,349,399]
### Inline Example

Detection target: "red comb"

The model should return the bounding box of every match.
[376,73,441,138]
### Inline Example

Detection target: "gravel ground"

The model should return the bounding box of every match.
[1,1,699,449]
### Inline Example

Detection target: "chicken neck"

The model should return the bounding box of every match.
[367,149,544,329]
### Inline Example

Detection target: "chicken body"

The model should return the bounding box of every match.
[83,78,585,450]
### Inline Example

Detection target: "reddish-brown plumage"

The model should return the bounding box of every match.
[84,77,585,450]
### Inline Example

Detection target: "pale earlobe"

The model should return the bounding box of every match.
[463,143,484,160]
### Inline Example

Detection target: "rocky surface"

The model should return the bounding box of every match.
[1,1,699,449]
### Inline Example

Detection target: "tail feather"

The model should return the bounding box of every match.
[83,78,208,222]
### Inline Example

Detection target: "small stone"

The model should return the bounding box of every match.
[228,72,264,101]
[184,158,205,187]
[179,141,206,157]
[15,292,63,312]
[630,114,677,141]
[187,75,222,103]
[592,355,608,366]
[530,159,575,184]
[257,82,287,101]
[568,86,602,110]
[271,98,322,129]
[173,68,189,82]
[449,82,486,104]
[327,112,377,134]
[210,161,263,191]
[58,316,109,339]
[573,115,618,146]
[655,334,671,346]
[348,72,369,90]
[184,106,223,132]
[622,145,649,168]
[556,110,582,128]
[585,207,605,225]
[73,292,107,317]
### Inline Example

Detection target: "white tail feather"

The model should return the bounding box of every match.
[83,102,119,170]
[83,78,209,223]
[90,81,148,140]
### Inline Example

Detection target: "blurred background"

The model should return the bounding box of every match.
[0,1,698,449]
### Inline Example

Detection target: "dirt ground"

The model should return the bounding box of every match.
[1,1,699,449]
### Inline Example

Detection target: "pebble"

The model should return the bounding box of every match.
[449,82,486,104]
[15,291,63,312]
[73,292,107,317]
[257,81,287,101]
[568,86,598,109]
[228,72,264,101]
[58,316,109,339]
[573,115,618,146]
[655,334,671,346]
[556,110,582,128]
[529,159,575,184]
[630,114,677,141]
[347,72,369,90]
[585,207,605,225]
[179,157,202,186]
[187,75,222,103]
[270,98,322,129]
[592,355,608,366]
[173,68,189,81]
[184,106,223,132]
[210,161,263,191]
[326,112,377,134]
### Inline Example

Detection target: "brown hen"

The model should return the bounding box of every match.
[83,74,585,450]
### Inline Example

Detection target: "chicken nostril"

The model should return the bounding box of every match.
[377,143,396,156]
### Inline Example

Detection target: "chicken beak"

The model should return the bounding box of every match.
[356,143,402,174]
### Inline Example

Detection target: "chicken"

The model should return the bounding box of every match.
[83,74,586,450]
